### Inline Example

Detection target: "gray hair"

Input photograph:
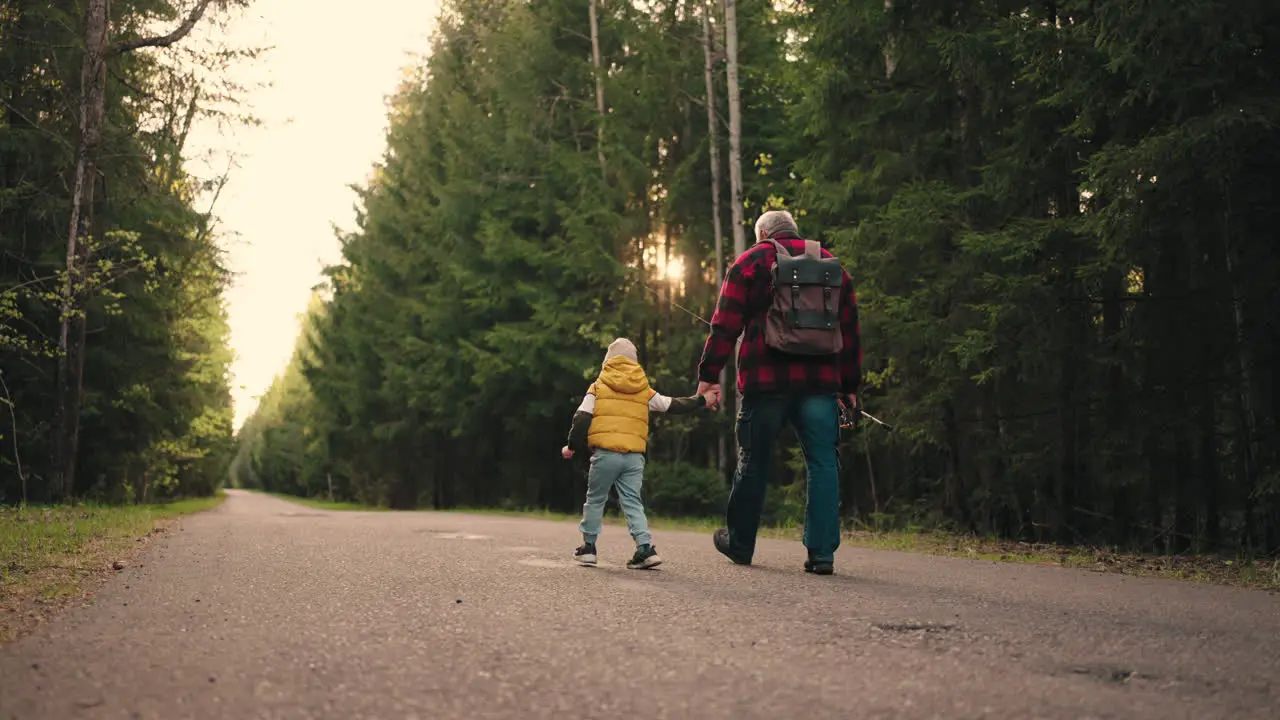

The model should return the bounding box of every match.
[754,210,800,240]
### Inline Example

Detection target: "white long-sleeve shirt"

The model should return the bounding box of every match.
[575,390,678,415]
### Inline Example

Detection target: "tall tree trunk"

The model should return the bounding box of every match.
[1198,388,1221,551]
[1059,189,1092,544]
[702,3,724,294]
[588,0,606,176]
[943,400,963,525]
[883,0,897,79]
[722,0,745,460]
[723,0,745,257]
[1056,329,1081,545]
[51,0,109,501]
[1220,181,1262,549]
[1144,434,1166,554]
[702,0,728,473]
[1102,267,1131,546]
[1172,427,1194,554]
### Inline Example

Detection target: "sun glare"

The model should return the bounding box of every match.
[639,241,687,285]
[663,256,686,282]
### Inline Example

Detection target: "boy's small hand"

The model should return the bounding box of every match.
[561,446,574,460]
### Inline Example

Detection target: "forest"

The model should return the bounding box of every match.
[236,0,1280,557]
[0,0,249,506]
[13,0,1271,558]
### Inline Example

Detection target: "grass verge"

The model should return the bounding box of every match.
[0,492,227,644]
[844,529,1280,592]
[266,491,1280,592]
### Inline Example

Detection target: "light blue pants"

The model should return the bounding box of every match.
[579,449,651,547]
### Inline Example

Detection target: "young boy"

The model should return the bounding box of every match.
[561,338,717,569]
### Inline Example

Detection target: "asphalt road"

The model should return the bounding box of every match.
[1,490,1277,720]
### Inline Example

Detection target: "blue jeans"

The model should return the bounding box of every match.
[727,392,841,563]
[580,449,652,547]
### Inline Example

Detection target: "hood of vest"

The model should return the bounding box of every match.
[598,356,650,395]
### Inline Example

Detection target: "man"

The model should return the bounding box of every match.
[697,210,861,575]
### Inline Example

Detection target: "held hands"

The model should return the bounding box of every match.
[697,381,722,410]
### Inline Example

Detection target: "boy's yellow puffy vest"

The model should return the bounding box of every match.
[588,356,656,453]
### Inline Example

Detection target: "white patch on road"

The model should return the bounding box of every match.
[425,531,491,540]
[517,558,576,569]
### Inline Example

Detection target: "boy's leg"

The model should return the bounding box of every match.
[791,393,841,569]
[612,453,651,547]
[579,450,623,545]
[722,393,787,563]
[613,453,662,569]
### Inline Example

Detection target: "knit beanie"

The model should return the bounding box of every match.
[602,337,638,366]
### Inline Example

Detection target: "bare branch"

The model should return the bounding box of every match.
[588,0,607,176]
[0,99,74,150]
[557,26,592,42]
[2,276,57,299]
[110,0,217,55]
[0,370,27,503]
[194,158,232,245]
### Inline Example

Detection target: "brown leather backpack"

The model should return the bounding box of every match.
[761,238,845,356]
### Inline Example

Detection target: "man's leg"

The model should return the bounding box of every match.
[613,453,662,569]
[722,392,787,563]
[578,450,622,556]
[791,393,841,570]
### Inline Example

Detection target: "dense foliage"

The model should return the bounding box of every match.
[235,0,1280,556]
[0,0,245,504]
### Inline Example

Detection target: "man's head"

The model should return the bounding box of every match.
[603,337,638,366]
[754,210,800,241]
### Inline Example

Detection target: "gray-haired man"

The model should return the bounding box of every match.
[696,210,862,575]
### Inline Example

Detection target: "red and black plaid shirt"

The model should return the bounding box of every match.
[697,233,861,396]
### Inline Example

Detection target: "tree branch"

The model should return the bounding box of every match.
[194,158,232,245]
[0,370,28,503]
[110,0,216,55]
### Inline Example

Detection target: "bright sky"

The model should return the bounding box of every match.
[183,0,442,430]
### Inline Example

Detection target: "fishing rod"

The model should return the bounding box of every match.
[840,403,894,432]
[857,408,894,432]
[590,244,714,327]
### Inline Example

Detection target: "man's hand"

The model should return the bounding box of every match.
[838,394,860,428]
[703,386,721,408]
[697,381,721,410]
[561,446,574,460]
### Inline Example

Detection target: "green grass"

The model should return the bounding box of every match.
[840,528,1280,592]
[265,491,1280,592]
[0,491,227,643]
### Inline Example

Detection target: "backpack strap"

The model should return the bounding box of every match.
[761,238,802,325]
[762,236,822,260]
[761,237,790,264]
